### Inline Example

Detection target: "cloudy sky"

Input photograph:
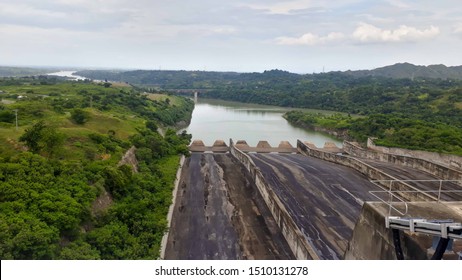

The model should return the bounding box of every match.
[1,0,461,73]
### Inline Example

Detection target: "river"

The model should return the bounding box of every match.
[184,98,342,148]
[47,70,87,80]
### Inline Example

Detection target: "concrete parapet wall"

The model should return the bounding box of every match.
[297,140,435,202]
[346,201,462,259]
[229,139,319,260]
[344,141,462,182]
[160,155,186,259]
[344,202,428,260]
[189,139,229,153]
[190,139,298,153]
[367,138,462,171]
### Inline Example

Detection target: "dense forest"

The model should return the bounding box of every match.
[0,77,193,259]
[284,111,462,156]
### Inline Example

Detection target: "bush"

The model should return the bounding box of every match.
[70,109,90,124]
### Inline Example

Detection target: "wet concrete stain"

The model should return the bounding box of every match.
[362,159,462,201]
[249,153,382,259]
[164,153,294,260]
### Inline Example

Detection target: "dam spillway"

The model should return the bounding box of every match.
[163,139,462,260]
[164,153,294,259]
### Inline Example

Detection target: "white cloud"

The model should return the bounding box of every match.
[276,32,345,45]
[386,0,410,9]
[1,0,461,71]
[0,2,66,19]
[241,0,314,15]
[352,23,440,43]
[240,0,365,15]
[454,23,462,34]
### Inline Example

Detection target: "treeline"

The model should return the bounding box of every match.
[284,111,462,156]
[0,77,193,259]
[75,69,242,89]
[75,69,462,128]
[0,66,55,77]
[201,72,462,128]
[74,68,462,155]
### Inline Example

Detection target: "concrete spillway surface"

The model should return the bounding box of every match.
[249,153,383,260]
[363,160,462,201]
[164,153,294,260]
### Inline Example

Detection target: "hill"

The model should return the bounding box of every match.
[74,63,462,89]
[0,76,194,259]
[345,63,462,80]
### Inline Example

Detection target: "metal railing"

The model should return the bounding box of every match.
[369,180,462,217]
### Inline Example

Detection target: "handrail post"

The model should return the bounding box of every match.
[437,180,442,202]
[388,181,393,216]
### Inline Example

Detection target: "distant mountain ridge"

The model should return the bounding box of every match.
[0,66,56,77]
[2,63,462,80]
[75,62,462,83]
[344,62,462,80]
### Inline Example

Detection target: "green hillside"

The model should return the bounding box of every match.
[345,63,462,80]
[0,77,193,259]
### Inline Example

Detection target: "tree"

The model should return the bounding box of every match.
[42,128,66,158]
[71,109,90,125]
[0,110,15,123]
[59,240,101,260]
[19,121,46,153]
[145,120,158,132]
[18,121,66,156]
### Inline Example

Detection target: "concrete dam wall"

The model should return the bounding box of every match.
[367,138,462,171]
[170,138,462,260]
[229,140,319,259]
[297,140,435,202]
[164,153,294,259]
[346,202,462,260]
[344,141,462,183]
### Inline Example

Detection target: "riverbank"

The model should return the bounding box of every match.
[182,98,342,147]
[283,110,462,156]
[283,111,352,142]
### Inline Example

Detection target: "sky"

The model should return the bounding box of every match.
[1,0,461,73]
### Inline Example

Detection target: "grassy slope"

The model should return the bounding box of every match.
[0,82,146,161]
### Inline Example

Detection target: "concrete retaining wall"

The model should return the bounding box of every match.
[297,140,435,202]
[229,139,319,260]
[344,141,462,182]
[160,155,186,259]
[344,202,428,260]
[367,138,462,171]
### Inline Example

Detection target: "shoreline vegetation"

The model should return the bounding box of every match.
[283,111,462,156]
[0,76,194,259]
[74,67,461,156]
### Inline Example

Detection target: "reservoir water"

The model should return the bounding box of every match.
[184,98,342,148]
